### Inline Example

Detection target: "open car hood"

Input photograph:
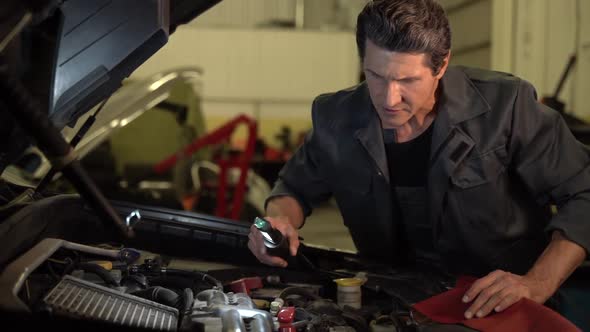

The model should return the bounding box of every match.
[1,67,204,187]
[63,67,204,160]
[1,0,219,185]
[0,0,220,173]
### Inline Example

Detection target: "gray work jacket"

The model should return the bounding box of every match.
[268,66,590,276]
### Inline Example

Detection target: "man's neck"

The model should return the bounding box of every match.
[391,85,441,143]
[393,112,436,143]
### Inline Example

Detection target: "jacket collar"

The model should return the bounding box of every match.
[439,66,491,124]
[353,84,390,182]
[353,66,491,182]
[430,66,491,159]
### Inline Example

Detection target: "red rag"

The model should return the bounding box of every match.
[413,276,581,332]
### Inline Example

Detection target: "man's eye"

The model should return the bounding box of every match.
[367,72,382,80]
[374,74,387,82]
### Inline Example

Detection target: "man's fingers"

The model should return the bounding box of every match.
[249,224,262,240]
[248,216,301,265]
[247,233,288,267]
[494,293,520,313]
[265,256,288,267]
[465,274,509,319]
[286,230,300,256]
[255,246,287,267]
[250,224,281,256]
[461,271,532,319]
[255,251,288,267]
[463,270,504,303]
[267,217,300,256]
[248,225,284,266]
[248,227,264,253]
[247,235,265,257]
[477,286,510,318]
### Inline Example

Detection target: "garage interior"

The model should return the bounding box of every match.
[73,0,589,252]
[0,0,589,331]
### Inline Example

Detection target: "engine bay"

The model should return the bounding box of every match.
[0,238,463,332]
[0,196,472,332]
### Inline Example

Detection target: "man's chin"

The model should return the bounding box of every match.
[380,115,409,129]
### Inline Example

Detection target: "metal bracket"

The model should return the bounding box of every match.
[126,209,142,229]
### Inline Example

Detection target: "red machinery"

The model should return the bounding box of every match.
[153,114,257,220]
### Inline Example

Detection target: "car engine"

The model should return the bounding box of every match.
[0,234,458,332]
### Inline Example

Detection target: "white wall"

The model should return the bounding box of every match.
[188,0,368,30]
[189,0,494,69]
[189,0,296,28]
[130,27,360,146]
[492,0,589,119]
[134,28,358,99]
[303,0,368,30]
[135,0,590,123]
[490,0,513,73]
[574,0,590,119]
[440,0,492,69]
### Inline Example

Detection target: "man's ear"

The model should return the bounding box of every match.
[436,51,451,79]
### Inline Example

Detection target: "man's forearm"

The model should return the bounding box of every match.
[525,230,587,302]
[266,195,305,229]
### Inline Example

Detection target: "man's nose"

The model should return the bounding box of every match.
[385,81,401,107]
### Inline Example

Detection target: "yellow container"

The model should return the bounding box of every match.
[333,277,366,309]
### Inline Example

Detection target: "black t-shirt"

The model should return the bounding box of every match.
[384,123,441,269]
[383,124,433,186]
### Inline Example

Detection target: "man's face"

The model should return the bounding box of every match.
[363,40,448,129]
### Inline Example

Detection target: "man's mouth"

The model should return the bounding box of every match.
[384,108,404,114]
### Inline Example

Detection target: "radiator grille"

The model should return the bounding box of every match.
[43,275,178,330]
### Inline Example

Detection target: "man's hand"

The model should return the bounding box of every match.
[462,232,586,319]
[462,270,549,319]
[247,216,300,267]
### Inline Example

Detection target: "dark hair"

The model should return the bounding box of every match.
[356,0,451,74]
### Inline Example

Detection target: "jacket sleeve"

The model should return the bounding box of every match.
[509,79,590,255]
[265,97,333,219]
